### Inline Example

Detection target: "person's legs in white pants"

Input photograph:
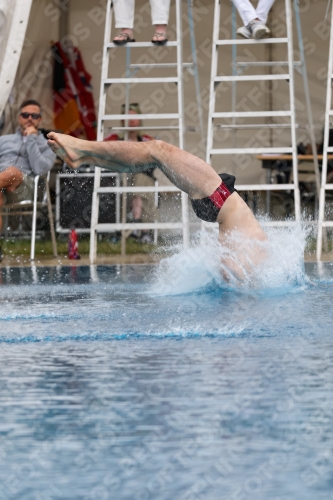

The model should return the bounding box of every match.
[113,0,171,44]
[113,0,135,43]
[150,0,170,43]
[232,0,275,26]
[233,0,275,39]
[232,0,257,26]
[114,0,135,29]
[256,0,276,24]
[150,0,170,25]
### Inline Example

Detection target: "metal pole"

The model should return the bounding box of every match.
[90,0,113,263]
[116,174,120,224]
[187,0,204,138]
[293,0,320,199]
[206,0,220,167]
[177,0,184,151]
[231,1,237,127]
[285,0,300,221]
[317,0,333,260]
[265,6,274,214]
[45,173,58,257]
[30,176,39,261]
[176,0,189,247]
[121,46,131,256]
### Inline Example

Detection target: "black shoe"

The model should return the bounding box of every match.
[151,32,168,45]
[113,32,136,45]
[129,219,142,239]
[140,232,153,244]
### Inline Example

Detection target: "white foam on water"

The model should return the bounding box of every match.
[151,223,308,296]
[249,221,308,291]
[151,232,224,295]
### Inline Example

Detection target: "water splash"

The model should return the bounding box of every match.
[152,223,308,295]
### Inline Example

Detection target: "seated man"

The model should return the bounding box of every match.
[233,0,275,39]
[0,100,56,261]
[47,132,267,280]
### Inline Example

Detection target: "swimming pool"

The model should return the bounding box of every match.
[0,258,333,499]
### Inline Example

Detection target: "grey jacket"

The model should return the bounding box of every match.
[0,130,56,176]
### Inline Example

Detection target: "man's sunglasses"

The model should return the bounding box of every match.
[20,112,41,119]
[121,103,140,113]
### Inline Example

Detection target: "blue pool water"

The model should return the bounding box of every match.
[1,233,333,499]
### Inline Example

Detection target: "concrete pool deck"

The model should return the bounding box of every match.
[0,253,163,267]
[0,252,332,267]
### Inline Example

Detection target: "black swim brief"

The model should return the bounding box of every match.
[190,173,236,223]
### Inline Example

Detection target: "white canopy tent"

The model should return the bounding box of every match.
[0,0,331,184]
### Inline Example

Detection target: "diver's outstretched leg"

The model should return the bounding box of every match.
[47,132,222,199]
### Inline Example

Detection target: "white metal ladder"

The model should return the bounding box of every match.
[317,2,333,260]
[89,0,201,264]
[206,0,315,227]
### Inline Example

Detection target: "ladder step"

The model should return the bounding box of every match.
[130,63,193,69]
[216,37,288,46]
[210,147,293,155]
[235,61,301,67]
[94,222,184,231]
[212,111,291,118]
[323,183,333,190]
[102,113,180,121]
[236,183,296,191]
[108,126,180,131]
[260,220,298,227]
[322,221,333,227]
[96,186,180,194]
[214,74,289,82]
[58,172,116,178]
[326,147,333,152]
[104,124,197,132]
[216,123,294,130]
[107,41,179,48]
[104,77,178,84]
[203,219,297,227]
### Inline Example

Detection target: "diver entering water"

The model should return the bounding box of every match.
[46,133,267,277]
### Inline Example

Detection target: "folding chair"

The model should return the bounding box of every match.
[0,172,58,260]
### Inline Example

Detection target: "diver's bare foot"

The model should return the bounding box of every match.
[47,132,88,169]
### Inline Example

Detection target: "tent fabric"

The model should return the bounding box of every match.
[0,0,33,116]
[52,41,97,140]
[0,0,10,68]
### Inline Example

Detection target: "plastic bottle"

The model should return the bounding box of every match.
[68,229,80,260]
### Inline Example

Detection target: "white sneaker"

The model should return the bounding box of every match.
[236,25,252,39]
[250,21,270,40]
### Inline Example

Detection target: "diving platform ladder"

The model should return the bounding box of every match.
[0,0,33,116]
[89,0,202,264]
[317,1,333,260]
[206,0,319,228]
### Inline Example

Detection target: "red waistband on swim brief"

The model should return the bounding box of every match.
[208,182,231,210]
